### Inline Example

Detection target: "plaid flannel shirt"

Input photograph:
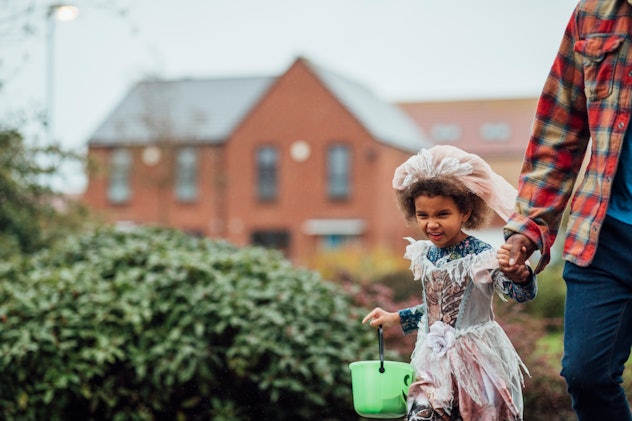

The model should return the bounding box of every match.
[505,0,632,272]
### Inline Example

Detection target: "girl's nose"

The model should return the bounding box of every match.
[427,219,439,228]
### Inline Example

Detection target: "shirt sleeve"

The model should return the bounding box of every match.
[398,304,425,335]
[492,268,538,303]
[503,3,591,273]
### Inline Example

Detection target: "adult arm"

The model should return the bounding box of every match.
[504,4,591,273]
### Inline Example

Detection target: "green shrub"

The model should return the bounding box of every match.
[0,227,375,420]
[308,245,409,284]
[523,263,566,322]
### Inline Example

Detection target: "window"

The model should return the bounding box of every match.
[328,144,350,199]
[256,146,278,201]
[175,147,198,202]
[251,230,290,254]
[480,122,511,141]
[431,124,461,143]
[108,148,132,204]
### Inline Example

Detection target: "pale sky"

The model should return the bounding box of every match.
[0,0,578,192]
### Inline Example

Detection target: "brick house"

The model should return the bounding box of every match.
[82,57,432,265]
[397,97,537,187]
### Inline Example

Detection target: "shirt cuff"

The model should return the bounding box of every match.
[511,270,537,303]
[398,307,421,335]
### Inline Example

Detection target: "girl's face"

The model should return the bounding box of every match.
[414,194,471,248]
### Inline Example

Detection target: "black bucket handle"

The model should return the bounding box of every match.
[378,325,385,373]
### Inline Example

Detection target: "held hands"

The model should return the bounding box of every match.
[497,233,536,284]
[361,307,400,328]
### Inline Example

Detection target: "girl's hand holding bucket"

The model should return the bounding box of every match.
[362,307,400,329]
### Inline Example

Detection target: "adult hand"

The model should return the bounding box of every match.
[505,233,537,266]
[361,307,400,328]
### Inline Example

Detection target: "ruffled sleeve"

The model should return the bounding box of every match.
[470,249,537,303]
[399,238,431,334]
[403,237,432,280]
[469,249,498,285]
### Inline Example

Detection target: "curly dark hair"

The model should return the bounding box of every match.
[394,175,491,230]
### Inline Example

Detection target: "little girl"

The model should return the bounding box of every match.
[363,145,536,421]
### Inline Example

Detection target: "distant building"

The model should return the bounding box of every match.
[82,56,545,264]
[397,97,536,185]
[82,57,433,265]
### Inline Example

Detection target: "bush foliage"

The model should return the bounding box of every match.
[522,263,566,320]
[0,129,89,259]
[0,227,376,420]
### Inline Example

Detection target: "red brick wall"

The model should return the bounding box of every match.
[82,144,226,237]
[223,59,415,264]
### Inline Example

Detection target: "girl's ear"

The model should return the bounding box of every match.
[462,209,472,223]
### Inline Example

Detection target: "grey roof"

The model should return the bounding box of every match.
[88,58,430,152]
[89,77,275,145]
[306,60,430,152]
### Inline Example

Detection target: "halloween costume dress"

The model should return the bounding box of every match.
[400,236,536,421]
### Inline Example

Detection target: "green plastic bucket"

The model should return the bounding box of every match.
[349,326,414,419]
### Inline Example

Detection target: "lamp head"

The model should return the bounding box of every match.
[48,4,79,21]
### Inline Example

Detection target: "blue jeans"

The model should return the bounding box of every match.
[562,215,632,421]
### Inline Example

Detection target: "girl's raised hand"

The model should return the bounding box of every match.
[361,307,400,328]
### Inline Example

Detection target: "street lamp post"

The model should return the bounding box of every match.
[46,4,79,145]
